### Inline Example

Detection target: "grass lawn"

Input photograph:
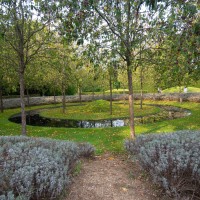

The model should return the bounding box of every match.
[0,100,199,154]
[82,88,147,94]
[105,89,129,93]
[163,86,200,93]
[40,100,160,120]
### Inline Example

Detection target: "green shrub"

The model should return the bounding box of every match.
[0,136,95,200]
[125,130,200,199]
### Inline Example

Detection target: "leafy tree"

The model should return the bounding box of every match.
[107,59,119,115]
[82,44,106,97]
[153,0,199,101]
[77,0,166,138]
[0,33,7,112]
[0,0,54,135]
[70,52,90,104]
[52,43,73,113]
[101,49,120,115]
[0,31,18,112]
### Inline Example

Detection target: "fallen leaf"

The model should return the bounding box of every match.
[122,187,128,192]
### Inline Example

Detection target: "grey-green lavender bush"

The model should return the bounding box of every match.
[124,130,200,199]
[0,136,95,200]
[77,142,96,157]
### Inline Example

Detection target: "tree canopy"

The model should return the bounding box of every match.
[0,0,199,136]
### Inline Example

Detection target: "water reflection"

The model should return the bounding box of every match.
[8,105,191,128]
[77,119,127,128]
[9,113,128,128]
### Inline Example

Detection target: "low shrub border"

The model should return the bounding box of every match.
[0,136,95,200]
[125,130,200,199]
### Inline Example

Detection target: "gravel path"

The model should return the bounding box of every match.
[66,153,167,200]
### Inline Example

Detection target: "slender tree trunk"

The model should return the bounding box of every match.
[19,70,26,135]
[153,89,156,101]
[62,82,66,114]
[125,0,135,139]
[139,32,143,109]
[103,90,105,100]
[53,89,56,104]
[14,5,27,135]
[127,64,135,139]
[92,86,95,100]
[62,57,67,113]
[0,84,3,113]
[140,68,143,109]
[140,91,143,109]
[179,86,182,103]
[78,86,82,104]
[109,74,113,115]
[26,88,30,107]
[123,87,126,105]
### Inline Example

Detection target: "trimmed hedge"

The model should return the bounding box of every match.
[125,130,200,199]
[0,136,95,200]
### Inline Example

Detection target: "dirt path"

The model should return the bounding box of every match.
[66,153,168,200]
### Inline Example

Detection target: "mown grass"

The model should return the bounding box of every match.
[82,88,147,95]
[40,100,160,120]
[105,89,129,93]
[163,86,200,93]
[0,100,199,154]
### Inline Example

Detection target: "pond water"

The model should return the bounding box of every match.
[9,105,191,128]
[9,112,129,128]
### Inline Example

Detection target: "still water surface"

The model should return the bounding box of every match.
[9,105,191,128]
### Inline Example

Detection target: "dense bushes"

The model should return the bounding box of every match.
[125,130,200,199]
[0,136,95,200]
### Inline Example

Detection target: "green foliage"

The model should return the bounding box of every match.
[66,85,76,95]
[125,130,200,199]
[153,0,199,89]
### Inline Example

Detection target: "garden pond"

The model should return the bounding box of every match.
[9,104,191,128]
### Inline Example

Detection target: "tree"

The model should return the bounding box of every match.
[153,0,199,101]
[0,31,18,112]
[51,42,73,113]
[77,0,166,138]
[0,0,54,135]
[82,44,106,98]
[70,53,89,104]
[0,33,7,113]
[107,60,119,115]
[101,49,120,115]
